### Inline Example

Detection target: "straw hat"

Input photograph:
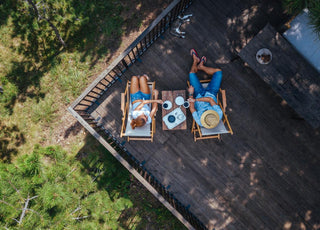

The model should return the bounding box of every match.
[200,110,220,129]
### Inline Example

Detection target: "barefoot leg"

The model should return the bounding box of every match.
[130,76,140,94]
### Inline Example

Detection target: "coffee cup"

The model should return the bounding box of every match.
[183,101,190,108]
[162,100,172,110]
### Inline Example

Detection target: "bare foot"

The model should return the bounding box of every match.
[141,74,150,81]
[198,56,206,70]
[190,49,200,63]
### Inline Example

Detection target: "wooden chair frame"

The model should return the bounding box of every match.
[120,80,156,142]
[188,80,233,142]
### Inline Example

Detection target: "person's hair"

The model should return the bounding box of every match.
[130,117,146,129]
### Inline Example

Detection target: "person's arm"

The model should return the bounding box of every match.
[188,98,196,113]
[134,99,162,111]
[195,97,217,106]
[149,89,163,118]
[149,103,158,118]
[187,86,196,113]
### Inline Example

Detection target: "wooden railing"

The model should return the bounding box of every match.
[69,0,208,229]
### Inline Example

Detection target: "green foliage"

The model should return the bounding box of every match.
[0,0,124,115]
[0,145,134,229]
[283,0,306,14]
[79,136,186,229]
[51,53,89,98]
[0,78,17,116]
[9,0,124,60]
[283,0,320,36]
[0,121,25,163]
[79,140,131,195]
[30,95,57,123]
[308,2,320,37]
[18,151,41,176]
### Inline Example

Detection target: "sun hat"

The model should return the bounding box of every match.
[200,110,220,129]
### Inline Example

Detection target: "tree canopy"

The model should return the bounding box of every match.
[0,145,132,229]
[1,0,123,59]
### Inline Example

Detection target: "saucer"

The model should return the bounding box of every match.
[162,100,172,110]
[256,48,272,64]
[175,96,184,106]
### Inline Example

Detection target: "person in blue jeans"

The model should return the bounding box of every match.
[187,49,223,129]
[130,75,163,129]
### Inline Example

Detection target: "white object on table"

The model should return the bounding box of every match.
[175,96,184,106]
[162,100,172,110]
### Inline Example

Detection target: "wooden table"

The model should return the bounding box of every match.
[239,23,320,128]
[161,90,187,130]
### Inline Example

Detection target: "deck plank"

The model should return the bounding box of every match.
[88,1,320,229]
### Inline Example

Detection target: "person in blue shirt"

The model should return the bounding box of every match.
[187,49,223,129]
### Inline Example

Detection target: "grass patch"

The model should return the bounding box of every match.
[54,53,90,98]
[30,95,58,123]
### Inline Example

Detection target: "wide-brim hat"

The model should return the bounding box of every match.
[200,110,220,129]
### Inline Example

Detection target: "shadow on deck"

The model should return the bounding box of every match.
[71,0,320,229]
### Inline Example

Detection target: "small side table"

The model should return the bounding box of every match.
[161,90,187,130]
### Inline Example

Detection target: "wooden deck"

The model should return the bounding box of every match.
[88,1,320,229]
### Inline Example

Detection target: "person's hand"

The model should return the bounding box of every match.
[153,89,159,97]
[187,86,194,94]
[156,99,163,104]
[188,98,196,103]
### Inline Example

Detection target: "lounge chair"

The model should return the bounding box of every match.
[120,80,156,142]
[188,80,233,141]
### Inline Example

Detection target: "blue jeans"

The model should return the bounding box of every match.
[189,71,222,97]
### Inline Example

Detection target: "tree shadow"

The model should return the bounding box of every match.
[76,134,184,229]
[117,179,186,229]
[76,135,131,199]
[225,0,291,54]
[66,0,171,68]
[2,59,47,114]
[0,1,14,27]
[64,121,83,139]
[1,0,170,114]
[0,121,25,163]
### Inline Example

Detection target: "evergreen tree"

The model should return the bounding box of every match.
[0,145,133,229]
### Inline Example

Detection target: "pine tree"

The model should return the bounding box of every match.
[0,145,133,229]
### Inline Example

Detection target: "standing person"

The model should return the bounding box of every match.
[130,75,162,129]
[187,49,223,129]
